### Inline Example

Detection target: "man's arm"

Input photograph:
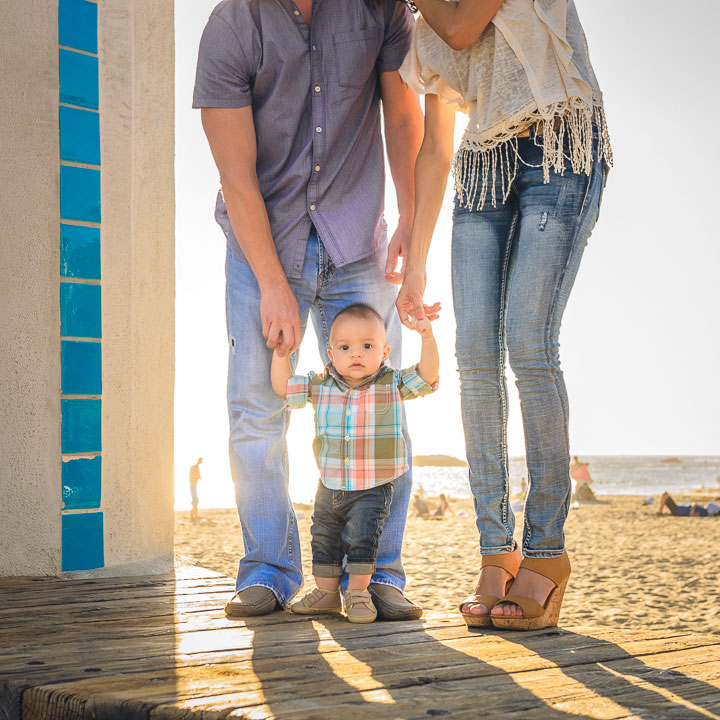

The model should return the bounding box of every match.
[396,94,455,328]
[201,107,301,357]
[379,70,424,284]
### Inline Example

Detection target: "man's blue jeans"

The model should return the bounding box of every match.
[451,131,606,558]
[225,231,411,604]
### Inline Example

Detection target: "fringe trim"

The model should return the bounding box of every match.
[453,100,613,211]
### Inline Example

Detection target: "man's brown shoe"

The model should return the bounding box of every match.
[224,586,279,617]
[368,583,422,621]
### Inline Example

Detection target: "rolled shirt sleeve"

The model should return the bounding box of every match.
[377,3,414,73]
[285,375,311,410]
[397,366,438,400]
[193,13,253,109]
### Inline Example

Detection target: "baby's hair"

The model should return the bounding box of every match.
[330,303,385,331]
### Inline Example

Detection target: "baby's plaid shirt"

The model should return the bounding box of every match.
[286,364,437,491]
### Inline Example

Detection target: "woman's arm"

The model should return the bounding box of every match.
[270,350,293,398]
[396,94,456,328]
[414,0,506,51]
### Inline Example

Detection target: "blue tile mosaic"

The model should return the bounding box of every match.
[59,48,98,110]
[60,282,101,338]
[62,340,101,395]
[59,106,100,165]
[62,456,102,510]
[61,399,102,454]
[58,0,98,54]
[60,223,101,279]
[62,512,104,571]
[60,165,101,223]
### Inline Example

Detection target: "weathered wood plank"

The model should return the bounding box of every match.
[4,568,720,720]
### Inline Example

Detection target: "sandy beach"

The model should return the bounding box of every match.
[175,493,720,635]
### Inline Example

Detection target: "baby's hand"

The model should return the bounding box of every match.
[415,317,434,338]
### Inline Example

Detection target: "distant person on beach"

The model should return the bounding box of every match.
[410,493,431,518]
[657,491,720,517]
[432,493,453,518]
[272,304,438,623]
[189,458,203,522]
[395,0,611,630]
[194,2,431,619]
[570,457,597,502]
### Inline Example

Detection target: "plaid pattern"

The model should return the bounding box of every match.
[286,365,437,491]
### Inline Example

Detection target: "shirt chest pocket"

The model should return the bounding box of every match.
[368,386,397,429]
[333,28,383,89]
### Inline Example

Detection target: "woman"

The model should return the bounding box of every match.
[396,0,611,630]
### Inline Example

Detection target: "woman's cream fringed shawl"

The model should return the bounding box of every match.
[400,0,612,209]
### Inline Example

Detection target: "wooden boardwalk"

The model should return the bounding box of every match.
[1,567,719,720]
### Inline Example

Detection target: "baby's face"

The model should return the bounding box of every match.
[328,315,390,386]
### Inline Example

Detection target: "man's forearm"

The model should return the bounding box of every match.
[221,172,288,292]
[385,114,424,228]
[382,74,424,229]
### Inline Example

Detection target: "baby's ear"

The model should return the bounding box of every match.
[383,344,391,361]
[327,346,334,362]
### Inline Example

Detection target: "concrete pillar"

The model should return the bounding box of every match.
[0,0,175,577]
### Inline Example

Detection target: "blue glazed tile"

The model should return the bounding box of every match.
[62,341,101,395]
[62,456,102,509]
[60,282,101,338]
[60,165,101,223]
[62,398,102,454]
[59,106,100,165]
[62,512,104,571]
[60,224,101,279]
[59,49,98,110]
[59,0,98,54]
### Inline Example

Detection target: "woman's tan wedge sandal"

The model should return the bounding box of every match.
[459,548,522,628]
[491,551,571,631]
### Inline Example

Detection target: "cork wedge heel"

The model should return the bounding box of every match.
[459,548,522,628]
[491,551,571,631]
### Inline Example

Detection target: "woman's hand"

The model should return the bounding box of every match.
[397,268,441,329]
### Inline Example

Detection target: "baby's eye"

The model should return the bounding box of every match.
[340,345,349,351]
[363,343,373,350]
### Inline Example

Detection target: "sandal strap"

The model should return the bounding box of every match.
[520,551,571,587]
[498,593,546,619]
[459,594,500,614]
[481,549,522,577]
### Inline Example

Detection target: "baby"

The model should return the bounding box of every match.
[271,303,439,623]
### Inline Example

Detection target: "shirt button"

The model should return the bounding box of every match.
[314,85,321,93]
[346,410,351,416]
[345,458,350,464]
[315,126,322,133]
[312,45,317,51]
[315,165,321,172]
[345,435,350,441]
[309,204,316,211]
[294,9,300,15]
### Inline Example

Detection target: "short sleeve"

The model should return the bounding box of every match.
[377,3,414,73]
[285,375,311,410]
[399,19,471,112]
[397,366,438,400]
[192,13,254,109]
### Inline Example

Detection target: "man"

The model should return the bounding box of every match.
[193,0,425,619]
[189,457,203,522]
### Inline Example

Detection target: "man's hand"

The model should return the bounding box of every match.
[396,268,441,329]
[385,225,411,284]
[260,281,301,358]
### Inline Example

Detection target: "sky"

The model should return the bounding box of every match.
[174,0,720,508]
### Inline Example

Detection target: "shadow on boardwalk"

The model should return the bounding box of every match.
[245,614,720,719]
